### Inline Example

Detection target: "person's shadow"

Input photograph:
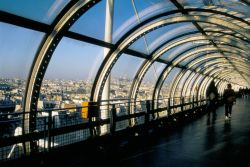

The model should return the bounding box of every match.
[205,112,217,150]
[207,110,217,126]
[224,119,231,133]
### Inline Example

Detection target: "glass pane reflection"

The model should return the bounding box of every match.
[0,0,70,24]
[0,22,44,112]
[41,37,107,107]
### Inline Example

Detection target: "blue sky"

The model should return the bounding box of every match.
[0,0,187,82]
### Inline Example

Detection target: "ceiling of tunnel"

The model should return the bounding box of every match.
[0,0,249,111]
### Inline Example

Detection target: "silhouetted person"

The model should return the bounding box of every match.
[223,84,236,120]
[206,80,219,117]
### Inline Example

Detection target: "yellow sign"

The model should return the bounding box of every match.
[81,102,88,119]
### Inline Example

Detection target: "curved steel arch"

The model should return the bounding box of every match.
[214,79,225,95]
[206,70,244,95]
[152,42,249,105]
[217,72,247,84]
[148,44,248,104]
[23,7,250,114]
[210,69,244,82]
[21,6,250,141]
[192,75,207,99]
[199,68,246,94]
[90,13,250,102]
[187,54,250,69]
[204,64,250,80]
[21,0,102,153]
[130,33,249,103]
[24,0,101,125]
[216,81,227,95]
[170,53,250,100]
[179,51,250,98]
[130,40,209,103]
[182,72,198,97]
[200,77,214,99]
[197,63,249,82]
[174,64,218,100]
[219,82,229,94]
[194,59,250,74]
[159,47,250,104]
[201,70,241,98]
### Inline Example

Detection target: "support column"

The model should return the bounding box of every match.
[100,0,114,135]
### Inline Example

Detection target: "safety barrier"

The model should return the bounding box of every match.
[0,96,213,162]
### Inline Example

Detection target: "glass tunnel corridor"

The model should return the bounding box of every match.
[0,0,250,166]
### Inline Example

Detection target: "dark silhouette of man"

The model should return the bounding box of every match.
[223,84,236,120]
[206,81,219,117]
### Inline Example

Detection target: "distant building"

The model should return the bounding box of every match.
[0,84,11,91]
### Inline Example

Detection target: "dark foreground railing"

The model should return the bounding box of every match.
[0,96,212,162]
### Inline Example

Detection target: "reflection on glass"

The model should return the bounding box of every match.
[160,42,204,61]
[40,37,107,111]
[113,0,177,43]
[147,23,197,53]
[113,0,134,43]
[160,67,181,99]
[0,0,70,24]
[110,54,144,99]
[0,22,44,112]
[139,62,166,100]
[129,23,196,54]
[70,0,106,40]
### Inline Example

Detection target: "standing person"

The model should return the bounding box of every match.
[223,84,236,120]
[206,80,219,117]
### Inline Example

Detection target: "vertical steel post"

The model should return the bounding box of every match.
[110,104,117,134]
[48,110,52,152]
[101,0,114,135]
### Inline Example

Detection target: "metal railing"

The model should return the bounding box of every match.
[0,96,210,161]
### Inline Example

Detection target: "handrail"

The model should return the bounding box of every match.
[0,96,220,161]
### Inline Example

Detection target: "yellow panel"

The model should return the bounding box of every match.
[81,102,88,119]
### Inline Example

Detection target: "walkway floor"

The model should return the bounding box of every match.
[119,97,250,167]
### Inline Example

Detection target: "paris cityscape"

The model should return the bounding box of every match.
[0,77,172,112]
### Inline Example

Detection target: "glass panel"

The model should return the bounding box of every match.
[187,74,201,97]
[180,0,227,7]
[129,23,197,54]
[133,0,177,20]
[180,71,194,96]
[180,0,250,17]
[214,0,250,17]
[189,57,219,69]
[112,0,177,43]
[0,0,70,24]
[41,37,107,111]
[70,0,106,40]
[110,54,144,99]
[138,62,166,100]
[160,42,207,62]
[199,23,246,39]
[159,67,181,113]
[160,67,182,99]
[147,23,197,54]
[180,50,217,66]
[0,22,44,113]
[113,0,135,43]
[178,70,192,92]
[128,37,149,54]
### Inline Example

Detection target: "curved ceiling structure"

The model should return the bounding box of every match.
[0,0,249,134]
